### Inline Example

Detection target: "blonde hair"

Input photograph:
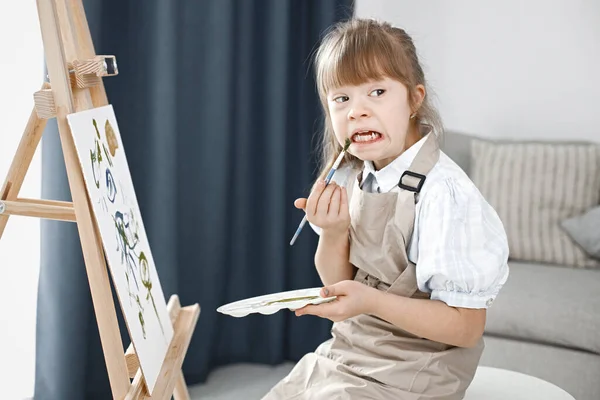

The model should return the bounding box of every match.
[312,18,443,183]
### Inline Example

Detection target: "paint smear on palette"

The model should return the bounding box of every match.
[67,105,173,394]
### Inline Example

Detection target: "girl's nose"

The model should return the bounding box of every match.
[347,106,370,120]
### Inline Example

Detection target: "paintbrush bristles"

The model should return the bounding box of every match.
[343,138,351,151]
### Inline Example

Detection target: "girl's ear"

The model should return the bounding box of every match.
[412,84,426,112]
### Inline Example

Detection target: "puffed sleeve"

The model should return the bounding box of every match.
[414,177,509,309]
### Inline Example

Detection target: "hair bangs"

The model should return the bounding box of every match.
[316,28,410,99]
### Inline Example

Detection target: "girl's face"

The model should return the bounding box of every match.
[327,77,424,170]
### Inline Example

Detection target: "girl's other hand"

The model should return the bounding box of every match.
[294,180,350,237]
[294,280,376,322]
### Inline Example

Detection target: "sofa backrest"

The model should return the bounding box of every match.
[438,130,599,177]
[439,131,474,176]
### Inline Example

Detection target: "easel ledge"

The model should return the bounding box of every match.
[0,0,200,399]
[126,296,200,400]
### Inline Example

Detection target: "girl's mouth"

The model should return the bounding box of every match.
[351,130,383,144]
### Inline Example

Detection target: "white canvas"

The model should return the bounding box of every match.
[67,104,173,394]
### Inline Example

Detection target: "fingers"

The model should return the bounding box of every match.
[328,185,342,215]
[315,183,338,216]
[339,186,349,219]
[303,180,350,230]
[294,198,307,210]
[306,180,326,216]
[321,281,346,298]
[295,304,316,317]
[295,300,343,320]
[296,302,332,318]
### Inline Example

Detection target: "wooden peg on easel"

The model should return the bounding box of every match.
[33,82,56,119]
[70,55,118,88]
[35,55,119,116]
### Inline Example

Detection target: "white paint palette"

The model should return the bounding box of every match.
[217,288,336,318]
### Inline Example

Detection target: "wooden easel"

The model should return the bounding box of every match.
[0,1,200,399]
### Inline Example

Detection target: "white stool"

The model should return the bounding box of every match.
[464,366,575,400]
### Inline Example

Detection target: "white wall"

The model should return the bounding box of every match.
[355,0,600,142]
[0,1,44,398]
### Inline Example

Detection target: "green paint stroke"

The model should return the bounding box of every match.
[139,251,165,337]
[93,118,101,138]
[90,148,100,189]
[132,293,146,339]
[265,296,320,305]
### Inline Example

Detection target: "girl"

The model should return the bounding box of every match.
[264,18,509,400]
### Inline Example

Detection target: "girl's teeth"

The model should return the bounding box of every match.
[354,132,381,142]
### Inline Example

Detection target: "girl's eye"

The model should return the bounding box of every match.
[369,89,385,97]
[334,96,349,103]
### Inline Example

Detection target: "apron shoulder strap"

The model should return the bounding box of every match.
[397,128,440,194]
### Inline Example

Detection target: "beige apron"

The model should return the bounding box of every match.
[263,133,484,400]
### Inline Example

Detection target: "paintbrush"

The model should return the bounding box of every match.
[289,138,352,245]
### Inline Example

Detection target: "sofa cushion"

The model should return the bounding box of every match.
[485,261,600,354]
[470,138,600,268]
[561,205,600,260]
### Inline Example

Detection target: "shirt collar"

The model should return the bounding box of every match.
[362,131,431,193]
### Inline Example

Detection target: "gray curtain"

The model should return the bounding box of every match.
[34,1,353,399]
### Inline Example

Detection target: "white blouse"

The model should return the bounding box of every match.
[311,135,510,309]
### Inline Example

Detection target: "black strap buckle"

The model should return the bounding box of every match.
[398,170,426,193]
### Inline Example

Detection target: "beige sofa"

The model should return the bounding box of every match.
[441,131,600,400]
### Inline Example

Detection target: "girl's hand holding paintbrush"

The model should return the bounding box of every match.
[293,179,350,237]
[292,140,355,285]
[290,138,352,243]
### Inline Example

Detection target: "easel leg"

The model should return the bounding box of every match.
[173,372,191,400]
[35,0,132,396]
[0,102,48,239]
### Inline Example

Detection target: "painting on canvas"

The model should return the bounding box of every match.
[67,104,173,394]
